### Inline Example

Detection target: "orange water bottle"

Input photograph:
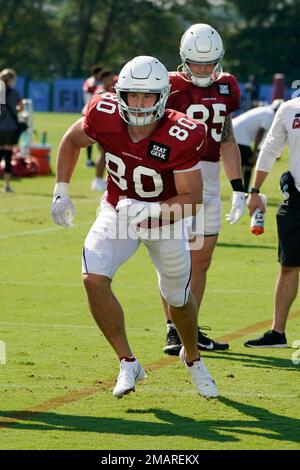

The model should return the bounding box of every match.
[251,194,267,235]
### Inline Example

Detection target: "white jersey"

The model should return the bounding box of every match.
[233,105,275,147]
[256,98,300,191]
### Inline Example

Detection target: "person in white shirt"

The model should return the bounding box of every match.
[233,99,283,191]
[245,97,300,348]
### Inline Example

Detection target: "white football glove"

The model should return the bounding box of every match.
[225,191,247,225]
[116,198,161,226]
[51,182,74,227]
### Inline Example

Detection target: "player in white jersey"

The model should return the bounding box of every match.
[233,100,283,191]
[246,97,300,347]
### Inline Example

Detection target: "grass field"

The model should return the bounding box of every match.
[0,112,299,450]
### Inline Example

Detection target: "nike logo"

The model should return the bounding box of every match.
[196,143,203,151]
[198,340,214,350]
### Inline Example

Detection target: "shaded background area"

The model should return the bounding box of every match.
[1,0,299,81]
[2,0,299,111]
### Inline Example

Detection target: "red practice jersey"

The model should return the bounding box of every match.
[167,72,240,162]
[82,77,102,94]
[84,92,207,207]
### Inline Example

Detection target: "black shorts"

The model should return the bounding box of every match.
[277,193,300,267]
[0,130,18,146]
[238,144,253,167]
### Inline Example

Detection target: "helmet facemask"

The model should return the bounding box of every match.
[181,58,223,88]
[116,88,169,126]
[115,56,170,127]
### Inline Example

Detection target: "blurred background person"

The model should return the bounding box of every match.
[0,68,24,193]
[233,99,284,192]
[91,69,116,192]
[244,74,260,110]
[82,65,103,167]
[97,70,115,94]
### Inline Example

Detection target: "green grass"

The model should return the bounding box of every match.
[0,112,299,450]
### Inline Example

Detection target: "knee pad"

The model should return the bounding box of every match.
[159,252,191,307]
[161,286,190,308]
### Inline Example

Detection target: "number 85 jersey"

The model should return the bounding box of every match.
[168,72,240,163]
[84,93,207,207]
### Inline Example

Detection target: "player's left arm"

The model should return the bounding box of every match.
[161,167,203,220]
[220,114,247,224]
[220,114,243,183]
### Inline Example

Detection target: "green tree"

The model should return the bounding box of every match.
[0,0,63,79]
[223,0,300,83]
[0,0,213,79]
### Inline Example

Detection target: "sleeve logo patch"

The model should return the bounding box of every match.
[293,114,300,129]
[218,83,231,95]
[147,141,170,162]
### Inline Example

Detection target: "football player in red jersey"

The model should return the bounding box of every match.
[90,70,116,193]
[51,56,218,399]
[162,24,247,355]
[82,65,103,168]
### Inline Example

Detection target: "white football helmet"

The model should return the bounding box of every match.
[180,23,225,87]
[115,56,170,126]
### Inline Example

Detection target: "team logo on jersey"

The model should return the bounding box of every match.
[147,141,170,162]
[218,83,231,95]
[293,113,300,129]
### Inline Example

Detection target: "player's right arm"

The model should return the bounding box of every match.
[56,117,95,183]
[52,118,96,227]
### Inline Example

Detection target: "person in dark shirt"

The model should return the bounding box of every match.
[0,68,23,192]
[245,74,260,110]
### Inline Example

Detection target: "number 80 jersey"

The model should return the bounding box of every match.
[84,93,207,207]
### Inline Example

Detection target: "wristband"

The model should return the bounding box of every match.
[53,182,69,196]
[230,179,245,192]
[249,187,260,194]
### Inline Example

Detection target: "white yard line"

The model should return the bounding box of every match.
[0,198,98,213]
[1,205,54,213]
[0,280,273,296]
[0,321,95,330]
[0,280,81,287]
[0,321,150,331]
[0,221,92,240]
